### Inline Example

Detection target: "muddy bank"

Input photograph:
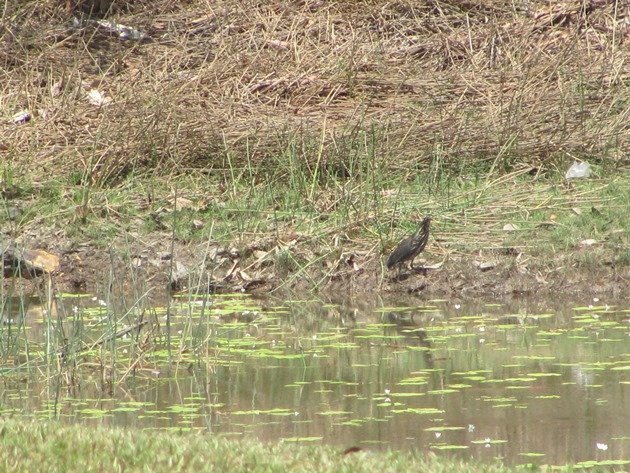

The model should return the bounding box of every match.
[3,234,628,302]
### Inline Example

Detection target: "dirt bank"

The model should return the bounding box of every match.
[4,232,627,302]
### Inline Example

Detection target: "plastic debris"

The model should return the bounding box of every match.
[565,161,591,180]
[96,20,146,41]
[71,17,146,41]
[87,89,112,106]
[12,110,31,124]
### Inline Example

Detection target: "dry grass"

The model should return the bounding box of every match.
[1,0,628,185]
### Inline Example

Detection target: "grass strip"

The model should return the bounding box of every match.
[0,419,583,473]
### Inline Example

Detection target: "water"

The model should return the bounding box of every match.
[1,294,628,467]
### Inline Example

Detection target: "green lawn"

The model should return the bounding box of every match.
[0,420,547,473]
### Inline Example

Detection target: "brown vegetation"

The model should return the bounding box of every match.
[2,0,628,184]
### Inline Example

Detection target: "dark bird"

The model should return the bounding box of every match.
[387,216,431,271]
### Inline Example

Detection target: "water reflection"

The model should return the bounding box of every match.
[0,294,628,467]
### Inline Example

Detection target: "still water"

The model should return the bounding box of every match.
[1,294,628,467]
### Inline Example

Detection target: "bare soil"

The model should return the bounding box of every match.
[6,233,627,302]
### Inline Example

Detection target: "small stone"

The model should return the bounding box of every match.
[423,262,443,270]
[477,261,495,272]
[7,206,22,220]
[3,246,60,277]
[192,219,204,230]
[169,260,189,291]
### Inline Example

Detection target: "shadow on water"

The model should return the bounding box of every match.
[0,292,628,467]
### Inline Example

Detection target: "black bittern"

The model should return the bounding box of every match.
[387,216,431,271]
